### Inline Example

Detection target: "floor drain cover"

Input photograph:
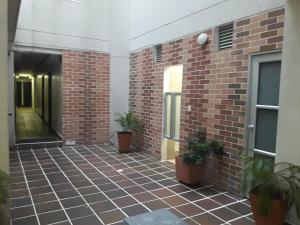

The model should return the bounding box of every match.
[124,209,188,225]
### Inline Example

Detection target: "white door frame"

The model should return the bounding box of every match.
[246,51,282,158]
[8,50,15,146]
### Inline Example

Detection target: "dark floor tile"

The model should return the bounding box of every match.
[144,199,169,210]
[35,201,62,214]
[28,179,49,189]
[30,185,53,196]
[11,205,35,219]
[10,196,32,208]
[180,191,205,202]
[38,210,68,225]
[97,209,126,224]
[46,173,69,185]
[61,197,86,208]
[192,213,225,225]
[10,189,30,199]
[196,187,220,197]
[32,192,57,204]
[168,184,191,193]
[230,216,255,225]
[194,199,221,210]
[133,192,157,202]
[78,186,99,195]
[113,196,138,208]
[98,183,119,192]
[141,182,163,191]
[52,183,74,192]
[51,221,72,225]
[151,188,175,198]
[10,182,27,191]
[176,204,204,217]
[227,202,252,215]
[72,215,103,225]
[182,218,199,225]
[124,185,146,194]
[56,189,79,199]
[115,179,137,187]
[157,178,178,187]
[12,215,39,225]
[211,194,238,205]
[84,193,108,203]
[211,207,241,221]
[122,204,149,217]
[163,195,189,207]
[105,189,127,199]
[90,200,117,213]
[66,205,93,219]
[72,180,93,188]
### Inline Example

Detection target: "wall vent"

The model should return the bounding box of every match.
[218,23,234,50]
[153,44,162,63]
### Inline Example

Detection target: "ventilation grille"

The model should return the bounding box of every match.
[153,44,162,63]
[218,23,234,50]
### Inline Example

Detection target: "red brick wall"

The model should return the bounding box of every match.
[62,50,110,144]
[129,8,284,194]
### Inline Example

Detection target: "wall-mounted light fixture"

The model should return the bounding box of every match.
[197,33,208,46]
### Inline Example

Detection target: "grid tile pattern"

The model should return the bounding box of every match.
[10,144,254,225]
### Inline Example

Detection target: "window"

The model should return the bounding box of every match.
[153,44,162,63]
[218,23,234,50]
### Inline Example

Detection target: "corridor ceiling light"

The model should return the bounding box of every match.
[19,74,32,78]
[197,33,208,46]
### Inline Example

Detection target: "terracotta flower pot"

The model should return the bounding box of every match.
[175,156,204,184]
[117,132,133,153]
[250,191,288,225]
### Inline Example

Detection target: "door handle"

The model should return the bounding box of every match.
[8,113,13,116]
[248,124,255,129]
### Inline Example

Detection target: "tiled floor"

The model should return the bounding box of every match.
[10,144,254,225]
[16,108,60,143]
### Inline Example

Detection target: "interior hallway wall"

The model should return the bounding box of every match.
[34,75,43,117]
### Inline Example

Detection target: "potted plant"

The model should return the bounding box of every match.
[243,156,300,225]
[176,130,224,184]
[115,112,140,153]
[0,170,9,225]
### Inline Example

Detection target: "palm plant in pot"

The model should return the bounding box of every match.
[243,156,300,225]
[115,112,140,153]
[176,130,224,184]
[0,170,9,225]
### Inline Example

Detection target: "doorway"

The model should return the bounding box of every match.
[13,51,62,144]
[247,52,281,159]
[161,65,183,162]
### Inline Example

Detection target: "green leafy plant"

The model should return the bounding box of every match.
[0,170,9,205]
[243,155,300,217]
[115,112,140,132]
[181,130,224,165]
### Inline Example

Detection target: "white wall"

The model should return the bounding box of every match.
[109,0,130,144]
[276,1,300,223]
[129,0,284,51]
[0,0,9,173]
[15,0,110,52]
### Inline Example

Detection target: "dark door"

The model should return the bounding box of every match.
[23,82,32,107]
[16,82,22,107]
